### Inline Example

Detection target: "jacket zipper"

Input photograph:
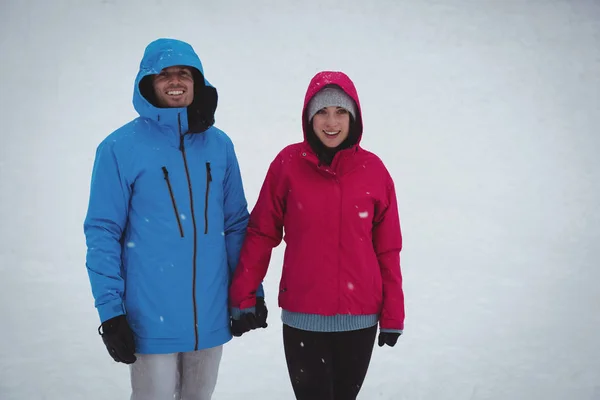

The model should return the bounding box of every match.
[335,172,342,314]
[178,115,200,351]
[162,167,184,237]
[204,162,212,234]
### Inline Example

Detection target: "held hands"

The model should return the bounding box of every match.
[231,297,268,337]
[98,314,137,364]
[378,331,401,347]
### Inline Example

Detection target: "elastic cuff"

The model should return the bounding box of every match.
[380,329,403,334]
[230,307,256,320]
[97,300,126,323]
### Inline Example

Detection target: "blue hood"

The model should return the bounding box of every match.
[133,38,218,133]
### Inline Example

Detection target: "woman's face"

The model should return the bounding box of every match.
[311,106,351,148]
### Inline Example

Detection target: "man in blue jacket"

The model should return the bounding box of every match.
[84,38,266,399]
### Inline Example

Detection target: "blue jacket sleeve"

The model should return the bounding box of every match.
[223,138,264,298]
[83,140,132,323]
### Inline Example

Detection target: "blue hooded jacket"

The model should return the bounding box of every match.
[84,38,262,354]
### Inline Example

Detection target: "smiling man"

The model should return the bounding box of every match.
[83,38,265,399]
[152,66,195,107]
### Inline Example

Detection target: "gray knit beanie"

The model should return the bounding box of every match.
[307,86,357,121]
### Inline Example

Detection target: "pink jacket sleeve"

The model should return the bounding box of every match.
[372,175,405,330]
[229,154,286,309]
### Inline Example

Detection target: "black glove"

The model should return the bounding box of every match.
[231,297,268,337]
[378,331,401,347]
[98,315,137,364]
[255,297,268,329]
[231,312,260,337]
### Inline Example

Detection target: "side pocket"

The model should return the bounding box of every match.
[279,267,288,294]
[204,162,212,234]
[278,272,288,308]
[162,166,184,237]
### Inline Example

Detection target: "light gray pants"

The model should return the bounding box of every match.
[130,345,223,400]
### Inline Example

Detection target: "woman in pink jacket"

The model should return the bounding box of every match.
[229,71,404,399]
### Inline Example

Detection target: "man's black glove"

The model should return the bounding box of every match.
[98,315,137,364]
[255,297,268,328]
[378,331,401,347]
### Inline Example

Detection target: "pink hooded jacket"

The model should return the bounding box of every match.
[229,71,404,330]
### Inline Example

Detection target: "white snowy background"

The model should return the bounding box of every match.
[1,0,599,399]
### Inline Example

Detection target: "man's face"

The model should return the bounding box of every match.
[152,66,194,108]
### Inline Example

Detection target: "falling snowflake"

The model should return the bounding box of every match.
[127,242,136,248]
[321,358,326,363]
[347,282,355,290]
[180,214,187,220]
[366,192,370,195]
[159,316,164,322]
[297,203,304,210]
[300,342,304,347]
[144,218,150,222]
[358,211,369,219]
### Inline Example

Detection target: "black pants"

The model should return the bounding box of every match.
[282,324,377,400]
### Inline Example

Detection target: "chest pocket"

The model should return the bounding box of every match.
[203,160,226,234]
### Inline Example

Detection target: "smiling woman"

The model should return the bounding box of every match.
[152,66,195,108]
[307,86,357,150]
[311,107,350,148]
[228,70,405,400]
